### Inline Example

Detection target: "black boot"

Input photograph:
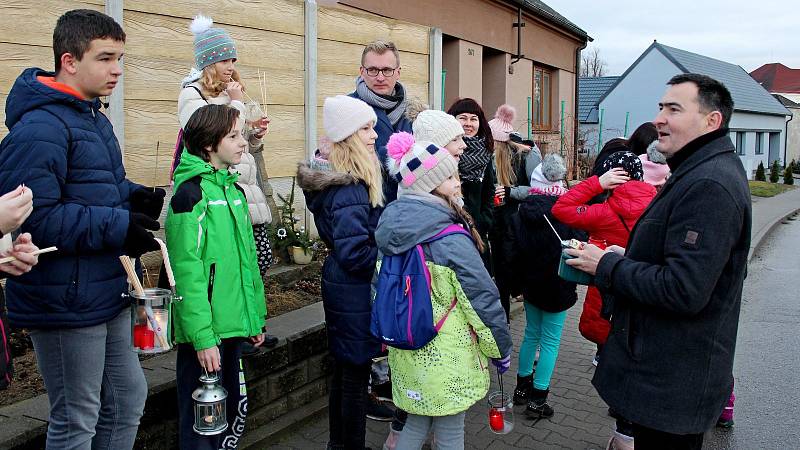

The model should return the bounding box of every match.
[525,387,554,419]
[513,374,534,405]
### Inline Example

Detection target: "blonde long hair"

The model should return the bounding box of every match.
[494,141,528,186]
[329,134,385,207]
[199,65,245,98]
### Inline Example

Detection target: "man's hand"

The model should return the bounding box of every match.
[197,346,222,372]
[0,185,33,235]
[250,333,266,347]
[0,233,39,276]
[564,244,611,275]
[598,168,630,190]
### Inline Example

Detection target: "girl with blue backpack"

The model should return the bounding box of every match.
[374,133,513,450]
[296,95,385,450]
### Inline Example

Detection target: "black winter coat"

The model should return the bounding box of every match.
[505,195,586,312]
[297,163,383,366]
[593,130,751,434]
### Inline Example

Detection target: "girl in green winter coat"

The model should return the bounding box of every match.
[166,104,267,450]
[376,133,513,450]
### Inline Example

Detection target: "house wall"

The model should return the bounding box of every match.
[597,48,681,149]
[728,111,786,177]
[786,106,800,165]
[443,39,483,107]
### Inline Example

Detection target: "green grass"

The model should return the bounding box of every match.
[749,180,796,198]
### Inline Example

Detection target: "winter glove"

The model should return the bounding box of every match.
[130,188,166,220]
[124,212,160,258]
[491,355,511,374]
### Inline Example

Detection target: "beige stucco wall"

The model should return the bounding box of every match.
[443,39,483,107]
[340,0,583,72]
[787,106,800,165]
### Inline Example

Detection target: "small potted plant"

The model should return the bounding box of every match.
[268,177,314,265]
[289,227,314,265]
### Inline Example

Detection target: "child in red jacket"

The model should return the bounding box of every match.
[551,151,656,358]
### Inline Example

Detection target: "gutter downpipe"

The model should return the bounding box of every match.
[304,0,318,232]
[574,40,587,179]
[785,112,793,165]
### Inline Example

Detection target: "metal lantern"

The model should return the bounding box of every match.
[192,372,228,436]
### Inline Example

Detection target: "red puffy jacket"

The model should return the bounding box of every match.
[552,176,656,345]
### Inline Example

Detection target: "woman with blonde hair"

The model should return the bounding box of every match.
[297,95,384,450]
[487,104,541,321]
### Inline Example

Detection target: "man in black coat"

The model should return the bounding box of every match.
[565,74,751,449]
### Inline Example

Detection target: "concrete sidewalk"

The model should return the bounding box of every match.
[265,188,800,450]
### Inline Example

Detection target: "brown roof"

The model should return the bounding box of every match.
[750,63,800,93]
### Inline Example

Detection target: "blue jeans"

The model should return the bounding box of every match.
[517,303,567,390]
[396,412,466,450]
[30,310,147,450]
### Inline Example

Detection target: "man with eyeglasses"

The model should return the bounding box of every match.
[350,40,413,203]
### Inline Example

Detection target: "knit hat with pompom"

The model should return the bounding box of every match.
[488,104,516,142]
[529,154,568,196]
[190,15,237,70]
[405,98,464,147]
[385,132,458,194]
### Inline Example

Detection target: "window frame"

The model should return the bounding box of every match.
[735,132,746,156]
[755,132,764,155]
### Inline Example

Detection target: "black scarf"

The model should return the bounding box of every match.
[666,128,729,172]
[459,135,493,182]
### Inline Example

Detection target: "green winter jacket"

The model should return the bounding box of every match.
[374,192,513,416]
[166,151,266,350]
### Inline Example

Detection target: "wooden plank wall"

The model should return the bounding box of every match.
[0,1,429,222]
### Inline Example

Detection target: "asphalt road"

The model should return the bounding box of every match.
[704,212,800,449]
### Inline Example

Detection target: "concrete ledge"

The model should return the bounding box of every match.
[0,300,330,450]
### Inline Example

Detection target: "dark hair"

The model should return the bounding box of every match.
[183,105,241,162]
[667,73,733,128]
[53,9,126,73]
[446,98,494,152]
[627,122,658,155]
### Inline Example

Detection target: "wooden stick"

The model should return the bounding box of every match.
[0,246,57,264]
[118,255,145,296]
[154,238,176,290]
[153,141,160,191]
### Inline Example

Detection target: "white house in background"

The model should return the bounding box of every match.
[579,41,791,177]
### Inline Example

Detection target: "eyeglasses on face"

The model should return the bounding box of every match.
[362,67,398,77]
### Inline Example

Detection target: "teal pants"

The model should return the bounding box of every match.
[517,302,568,390]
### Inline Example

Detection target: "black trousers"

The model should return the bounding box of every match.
[327,358,371,450]
[177,339,247,450]
[630,422,704,450]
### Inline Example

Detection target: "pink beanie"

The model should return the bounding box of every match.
[639,153,670,187]
[488,104,516,142]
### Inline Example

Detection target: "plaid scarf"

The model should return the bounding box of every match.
[459,135,492,182]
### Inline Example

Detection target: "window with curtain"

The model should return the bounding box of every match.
[533,67,552,130]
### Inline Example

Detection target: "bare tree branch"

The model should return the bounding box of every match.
[580,46,608,77]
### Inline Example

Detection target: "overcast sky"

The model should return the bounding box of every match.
[545,0,799,76]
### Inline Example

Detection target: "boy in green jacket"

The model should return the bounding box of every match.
[166,104,267,449]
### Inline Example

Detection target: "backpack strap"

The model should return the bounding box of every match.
[417,224,472,286]
[616,212,631,233]
[434,297,458,332]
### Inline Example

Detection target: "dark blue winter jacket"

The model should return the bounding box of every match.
[0,68,141,329]
[297,162,383,365]
[349,90,412,203]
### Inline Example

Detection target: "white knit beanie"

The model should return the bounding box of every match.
[412,110,464,148]
[323,95,377,143]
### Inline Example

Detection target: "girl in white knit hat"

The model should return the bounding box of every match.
[296,95,384,450]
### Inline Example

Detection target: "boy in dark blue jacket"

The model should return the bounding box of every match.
[0,10,164,449]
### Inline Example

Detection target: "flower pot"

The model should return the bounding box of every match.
[290,246,313,265]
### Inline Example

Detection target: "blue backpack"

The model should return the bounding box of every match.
[371,224,472,350]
